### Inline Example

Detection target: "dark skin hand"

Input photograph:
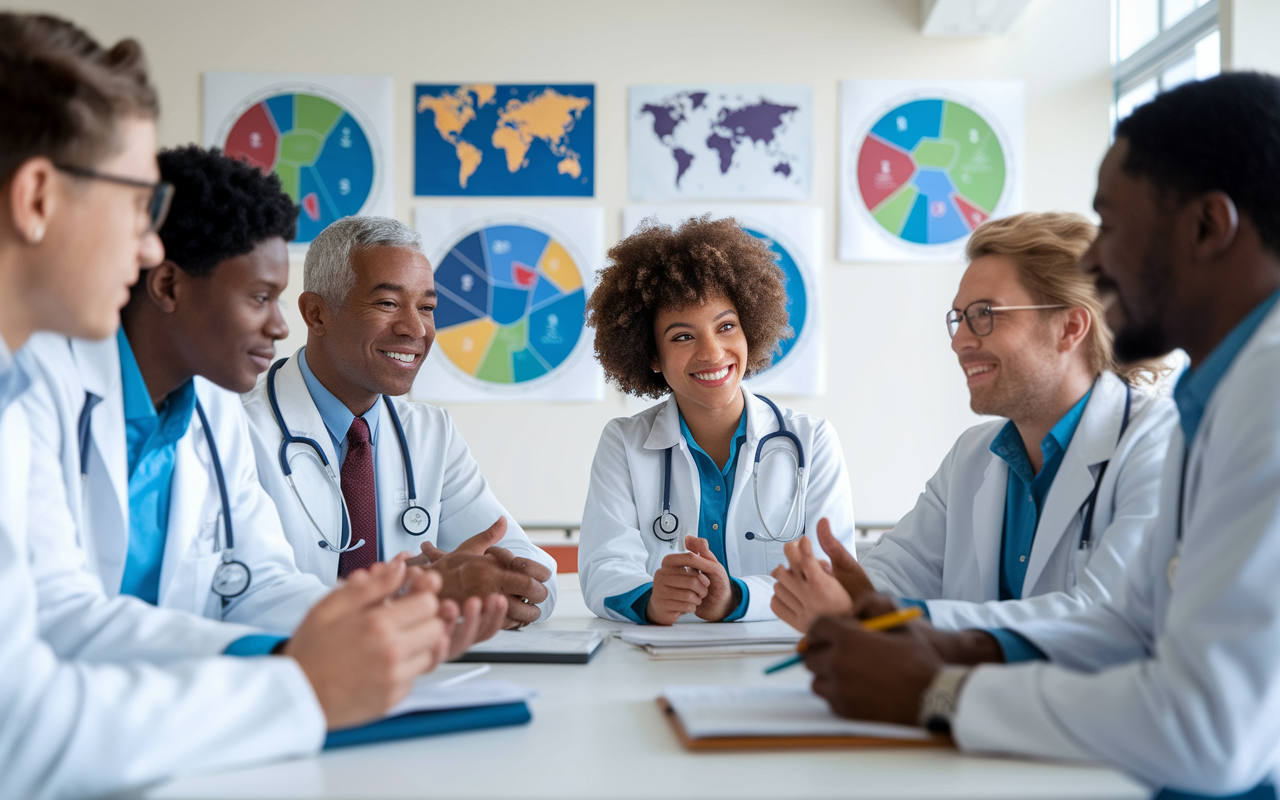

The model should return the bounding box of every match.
[407,517,552,629]
[646,535,738,624]
[802,591,1006,725]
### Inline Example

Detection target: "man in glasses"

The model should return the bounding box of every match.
[803,72,1280,797]
[771,211,1177,635]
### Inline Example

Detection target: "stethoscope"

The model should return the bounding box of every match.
[77,392,251,601]
[1077,384,1132,552]
[266,358,431,555]
[652,394,807,545]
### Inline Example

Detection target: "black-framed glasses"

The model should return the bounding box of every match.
[53,163,174,233]
[946,301,1069,339]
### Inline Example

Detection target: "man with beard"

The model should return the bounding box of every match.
[771,211,1177,634]
[802,72,1280,799]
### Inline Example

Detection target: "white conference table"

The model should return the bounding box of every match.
[147,576,1148,800]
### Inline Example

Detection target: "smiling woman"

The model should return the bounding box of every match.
[577,215,857,627]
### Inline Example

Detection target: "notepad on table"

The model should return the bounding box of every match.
[323,678,535,749]
[455,629,605,664]
[619,620,801,659]
[659,685,949,750]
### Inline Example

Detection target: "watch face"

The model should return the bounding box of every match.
[213,560,251,598]
[403,506,430,535]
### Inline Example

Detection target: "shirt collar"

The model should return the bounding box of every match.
[678,407,749,477]
[1174,287,1280,445]
[990,389,1091,483]
[0,333,31,414]
[298,346,380,445]
[117,328,195,440]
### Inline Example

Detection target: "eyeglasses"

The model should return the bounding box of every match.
[53,163,174,234]
[946,301,1069,338]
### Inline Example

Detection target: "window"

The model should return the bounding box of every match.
[1113,0,1220,125]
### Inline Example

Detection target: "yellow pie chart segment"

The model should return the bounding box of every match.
[435,317,498,376]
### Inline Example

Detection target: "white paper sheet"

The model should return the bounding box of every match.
[663,685,931,740]
[618,620,802,648]
[385,678,535,718]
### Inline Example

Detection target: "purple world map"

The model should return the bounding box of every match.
[634,88,807,197]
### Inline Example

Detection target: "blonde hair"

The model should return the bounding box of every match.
[966,212,1158,385]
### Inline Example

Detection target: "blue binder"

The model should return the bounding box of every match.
[323,701,531,750]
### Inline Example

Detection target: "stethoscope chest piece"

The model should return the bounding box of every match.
[402,505,431,536]
[653,510,679,541]
[213,553,251,599]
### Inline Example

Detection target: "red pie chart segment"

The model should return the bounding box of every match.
[857,134,915,210]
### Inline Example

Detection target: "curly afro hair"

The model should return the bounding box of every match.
[586,215,792,399]
[156,145,298,275]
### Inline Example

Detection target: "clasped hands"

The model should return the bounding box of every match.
[646,535,739,625]
[406,516,552,630]
[770,518,1003,726]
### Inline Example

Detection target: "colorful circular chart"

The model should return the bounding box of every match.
[432,224,586,385]
[856,98,1006,246]
[222,91,375,243]
[744,227,807,369]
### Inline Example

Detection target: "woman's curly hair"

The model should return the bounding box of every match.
[586,215,792,398]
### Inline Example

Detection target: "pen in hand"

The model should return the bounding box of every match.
[763,605,924,675]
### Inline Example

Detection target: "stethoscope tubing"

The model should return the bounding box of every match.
[653,394,806,545]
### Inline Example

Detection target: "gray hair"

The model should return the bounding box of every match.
[303,216,424,306]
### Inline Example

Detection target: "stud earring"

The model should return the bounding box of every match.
[31,225,45,243]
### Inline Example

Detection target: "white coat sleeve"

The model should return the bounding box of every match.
[216,394,329,634]
[20,352,262,661]
[956,356,1280,795]
[578,421,656,621]
[0,405,326,800]
[860,439,960,600]
[432,408,558,618]
[925,401,1176,630]
[737,417,857,622]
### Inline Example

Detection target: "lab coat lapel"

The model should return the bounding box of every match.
[1023,375,1123,596]
[277,352,341,471]
[159,389,214,610]
[970,454,1007,599]
[642,397,683,451]
[374,396,409,554]
[71,336,131,588]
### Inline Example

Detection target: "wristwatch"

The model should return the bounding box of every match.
[918,665,971,736]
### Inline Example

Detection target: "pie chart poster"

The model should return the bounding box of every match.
[413,205,604,403]
[622,205,824,397]
[203,72,394,246]
[839,80,1024,262]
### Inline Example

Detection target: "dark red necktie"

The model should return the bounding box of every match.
[337,418,378,578]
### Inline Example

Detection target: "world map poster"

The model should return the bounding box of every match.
[415,84,594,197]
[629,84,812,200]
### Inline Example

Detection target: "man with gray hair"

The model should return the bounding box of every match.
[244,216,558,628]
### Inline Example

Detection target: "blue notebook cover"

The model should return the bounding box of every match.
[323,701,531,750]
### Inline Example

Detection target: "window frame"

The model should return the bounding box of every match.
[1113,0,1219,108]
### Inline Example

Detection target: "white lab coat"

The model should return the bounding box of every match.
[861,371,1177,630]
[21,334,329,634]
[0,353,324,800]
[578,389,856,622]
[954,302,1280,795]
[241,349,557,617]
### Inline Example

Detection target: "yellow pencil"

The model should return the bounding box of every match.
[766,605,924,674]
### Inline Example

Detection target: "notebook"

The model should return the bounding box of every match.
[619,620,801,659]
[659,685,950,750]
[323,678,534,749]
[455,629,605,664]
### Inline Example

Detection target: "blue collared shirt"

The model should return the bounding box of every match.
[0,335,31,415]
[990,389,1091,600]
[118,329,196,606]
[297,347,380,464]
[1174,288,1280,447]
[604,409,751,624]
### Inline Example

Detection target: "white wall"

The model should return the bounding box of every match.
[29,0,1113,525]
